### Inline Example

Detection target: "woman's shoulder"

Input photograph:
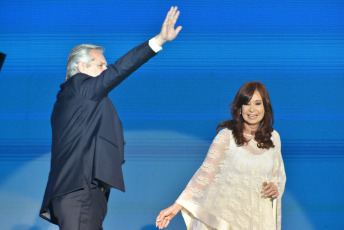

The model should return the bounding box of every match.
[215,127,232,139]
[271,129,279,136]
[212,128,232,144]
[271,130,281,145]
[218,127,232,135]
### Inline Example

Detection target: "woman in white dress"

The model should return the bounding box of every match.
[156,82,286,230]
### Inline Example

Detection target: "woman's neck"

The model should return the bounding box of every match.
[243,123,258,135]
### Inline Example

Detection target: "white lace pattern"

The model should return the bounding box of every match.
[176,129,286,230]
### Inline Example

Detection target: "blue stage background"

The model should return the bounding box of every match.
[0,0,343,229]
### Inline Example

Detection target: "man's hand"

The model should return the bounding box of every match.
[155,6,182,46]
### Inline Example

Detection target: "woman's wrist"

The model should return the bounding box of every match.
[173,202,183,212]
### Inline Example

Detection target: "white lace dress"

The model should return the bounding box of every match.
[176,128,286,230]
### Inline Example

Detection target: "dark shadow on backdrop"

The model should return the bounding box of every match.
[0,52,6,71]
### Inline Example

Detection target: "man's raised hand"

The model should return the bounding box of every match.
[155,6,182,46]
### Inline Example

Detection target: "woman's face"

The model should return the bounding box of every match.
[241,90,265,131]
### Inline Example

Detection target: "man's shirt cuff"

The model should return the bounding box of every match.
[149,37,163,53]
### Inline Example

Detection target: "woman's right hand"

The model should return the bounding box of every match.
[156,202,183,229]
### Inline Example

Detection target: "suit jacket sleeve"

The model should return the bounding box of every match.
[79,40,157,100]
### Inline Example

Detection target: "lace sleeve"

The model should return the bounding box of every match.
[271,131,286,197]
[271,131,287,230]
[176,128,231,202]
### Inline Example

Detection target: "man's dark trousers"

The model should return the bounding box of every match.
[51,186,107,230]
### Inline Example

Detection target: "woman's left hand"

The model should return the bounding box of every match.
[263,182,279,198]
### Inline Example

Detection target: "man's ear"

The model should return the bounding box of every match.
[78,62,86,73]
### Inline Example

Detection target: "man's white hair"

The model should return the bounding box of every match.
[65,44,104,81]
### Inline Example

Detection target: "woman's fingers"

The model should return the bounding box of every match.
[263,182,278,198]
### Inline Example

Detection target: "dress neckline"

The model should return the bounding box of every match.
[243,133,254,137]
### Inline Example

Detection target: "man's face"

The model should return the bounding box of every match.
[80,49,107,77]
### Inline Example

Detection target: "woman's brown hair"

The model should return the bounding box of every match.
[217,81,274,149]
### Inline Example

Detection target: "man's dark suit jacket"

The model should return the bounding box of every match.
[40,41,157,224]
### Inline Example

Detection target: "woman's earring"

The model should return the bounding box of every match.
[239,110,241,115]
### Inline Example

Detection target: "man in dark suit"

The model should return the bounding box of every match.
[40,7,182,230]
